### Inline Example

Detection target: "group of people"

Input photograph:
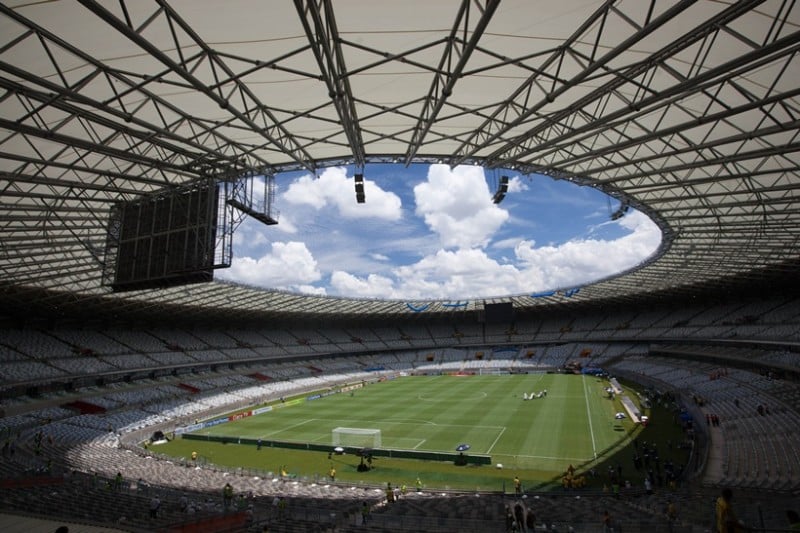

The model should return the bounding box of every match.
[141,481,258,521]
[384,481,408,503]
[562,474,590,491]
[522,390,547,400]
[561,466,588,490]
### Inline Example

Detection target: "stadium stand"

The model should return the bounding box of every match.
[2,326,800,531]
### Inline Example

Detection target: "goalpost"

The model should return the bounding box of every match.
[332,427,382,448]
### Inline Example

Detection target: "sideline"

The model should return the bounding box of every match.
[581,375,598,459]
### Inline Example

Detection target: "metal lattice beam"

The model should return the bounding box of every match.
[403,0,501,164]
[0,1,798,321]
[77,0,317,175]
[295,0,366,167]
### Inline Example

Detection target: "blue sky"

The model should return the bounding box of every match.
[216,164,661,300]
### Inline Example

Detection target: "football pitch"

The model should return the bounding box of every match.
[188,373,633,474]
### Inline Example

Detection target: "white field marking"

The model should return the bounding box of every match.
[265,418,316,437]
[485,426,507,454]
[382,418,437,426]
[581,375,598,459]
[499,453,595,461]
[335,419,504,430]
[412,439,427,450]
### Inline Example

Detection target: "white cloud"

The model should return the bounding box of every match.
[413,164,509,249]
[324,249,511,300]
[231,220,269,249]
[507,175,528,193]
[273,214,298,234]
[294,284,328,296]
[282,174,326,209]
[618,209,656,233]
[514,210,661,289]
[282,166,402,220]
[330,271,395,298]
[492,237,524,250]
[218,241,322,290]
[392,248,522,299]
[320,209,661,300]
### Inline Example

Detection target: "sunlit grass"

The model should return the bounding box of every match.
[153,375,688,491]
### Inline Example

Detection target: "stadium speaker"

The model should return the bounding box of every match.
[492,175,509,204]
[354,173,365,203]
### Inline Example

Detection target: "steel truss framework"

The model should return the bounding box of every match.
[0,0,799,323]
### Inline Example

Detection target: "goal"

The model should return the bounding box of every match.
[331,427,382,448]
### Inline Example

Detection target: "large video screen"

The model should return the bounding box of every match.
[484,302,514,323]
[106,184,217,291]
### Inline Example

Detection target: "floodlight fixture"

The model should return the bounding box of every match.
[492,175,509,204]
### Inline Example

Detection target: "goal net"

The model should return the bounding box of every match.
[331,427,382,448]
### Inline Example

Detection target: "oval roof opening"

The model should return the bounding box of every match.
[216,163,662,300]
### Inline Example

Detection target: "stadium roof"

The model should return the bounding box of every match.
[1,0,799,324]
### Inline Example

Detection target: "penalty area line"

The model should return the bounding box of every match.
[266,418,316,437]
[486,426,506,454]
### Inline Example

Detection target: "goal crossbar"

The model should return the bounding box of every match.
[332,427,381,448]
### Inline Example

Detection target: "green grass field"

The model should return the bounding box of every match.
[154,373,682,491]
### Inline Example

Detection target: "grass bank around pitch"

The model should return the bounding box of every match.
[154,374,689,491]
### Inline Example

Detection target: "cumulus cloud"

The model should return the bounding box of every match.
[294,284,328,296]
[273,214,298,234]
[283,166,402,220]
[231,219,269,249]
[492,237,524,250]
[330,271,395,298]
[413,164,509,249]
[326,209,661,300]
[219,164,663,301]
[391,248,522,299]
[514,210,661,290]
[217,241,322,291]
[507,175,528,193]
